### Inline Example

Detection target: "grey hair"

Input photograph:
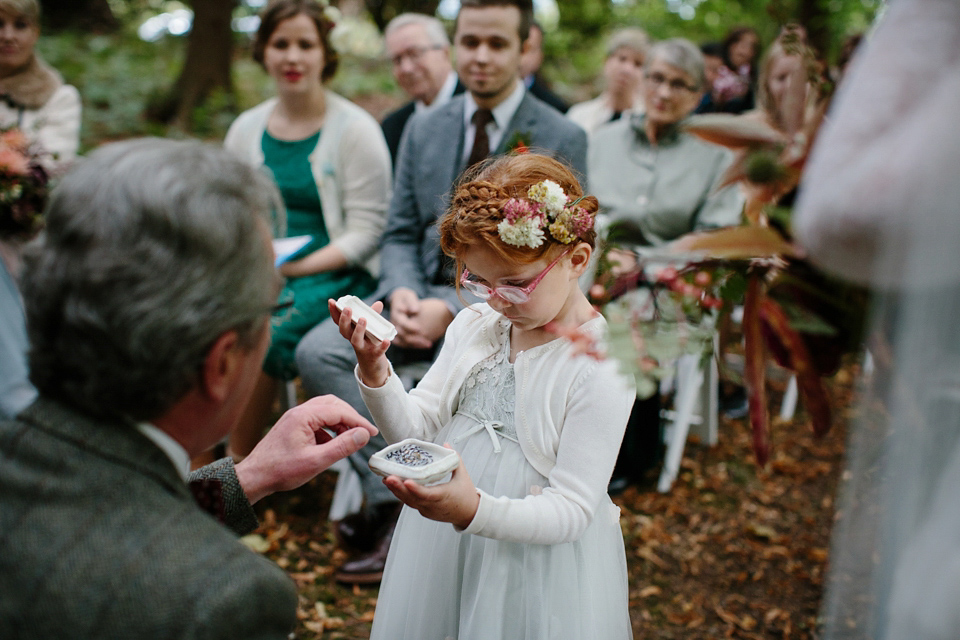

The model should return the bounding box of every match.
[385,12,450,49]
[0,0,40,23]
[646,37,706,91]
[21,138,285,423]
[606,27,651,59]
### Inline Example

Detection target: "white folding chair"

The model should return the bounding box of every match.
[657,347,719,493]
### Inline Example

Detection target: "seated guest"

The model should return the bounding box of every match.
[590,37,744,248]
[0,0,81,419]
[693,41,724,113]
[711,26,760,114]
[520,20,568,113]
[0,0,80,166]
[744,26,820,134]
[223,0,391,461]
[0,137,378,639]
[589,38,744,490]
[381,12,463,165]
[567,27,650,136]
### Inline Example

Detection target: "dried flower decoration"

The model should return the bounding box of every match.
[497,179,594,249]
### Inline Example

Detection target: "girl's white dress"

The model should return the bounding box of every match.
[368,323,633,640]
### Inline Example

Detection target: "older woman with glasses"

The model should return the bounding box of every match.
[588,37,743,251]
[587,38,744,491]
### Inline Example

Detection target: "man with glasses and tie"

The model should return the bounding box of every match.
[380,13,464,166]
[295,0,586,585]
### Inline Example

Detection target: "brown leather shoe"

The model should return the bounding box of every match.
[334,517,397,585]
[335,502,401,553]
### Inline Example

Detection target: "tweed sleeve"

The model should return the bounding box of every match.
[189,458,259,536]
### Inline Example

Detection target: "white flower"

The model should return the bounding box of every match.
[498,217,545,248]
[323,5,341,23]
[528,179,567,218]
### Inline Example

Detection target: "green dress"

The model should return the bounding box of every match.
[262,129,376,380]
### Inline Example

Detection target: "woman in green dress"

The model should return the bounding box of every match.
[223,0,391,460]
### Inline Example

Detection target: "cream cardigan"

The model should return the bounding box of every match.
[357,304,635,545]
[223,91,391,273]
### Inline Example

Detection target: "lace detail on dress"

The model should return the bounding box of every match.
[453,337,517,452]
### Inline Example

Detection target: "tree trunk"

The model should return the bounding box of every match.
[151,0,237,131]
[795,0,832,59]
[41,0,118,33]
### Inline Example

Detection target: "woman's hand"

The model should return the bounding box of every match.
[383,447,480,530]
[327,298,391,387]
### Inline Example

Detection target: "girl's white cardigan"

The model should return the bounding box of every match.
[223,91,392,274]
[357,304,636,545]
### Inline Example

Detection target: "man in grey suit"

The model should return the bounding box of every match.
[295,0,587,584]
[0,139,378,639]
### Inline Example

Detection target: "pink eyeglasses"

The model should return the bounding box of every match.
[460,248,572,304]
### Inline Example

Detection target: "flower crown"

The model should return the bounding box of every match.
[497,180,594,249]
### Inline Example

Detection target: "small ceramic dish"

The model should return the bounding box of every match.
[334,295,397,342]
[369,439,459,485]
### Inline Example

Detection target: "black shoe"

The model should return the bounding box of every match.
[720,385,749,420]
[335,502,401,553]
[335,518,396,585]
[608,476,632,496]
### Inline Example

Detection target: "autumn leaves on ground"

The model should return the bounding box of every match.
[249,364,856,639]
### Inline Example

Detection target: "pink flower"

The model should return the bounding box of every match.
[0,129,29,153]
[0,147,30,175]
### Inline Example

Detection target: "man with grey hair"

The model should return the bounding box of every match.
[380,12,462,164]
[0,138,378,639]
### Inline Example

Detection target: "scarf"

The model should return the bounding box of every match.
[0,55,63,110]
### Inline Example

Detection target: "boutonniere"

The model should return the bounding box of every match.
[505,130,532,155]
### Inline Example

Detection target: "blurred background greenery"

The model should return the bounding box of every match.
[37,0,882,152]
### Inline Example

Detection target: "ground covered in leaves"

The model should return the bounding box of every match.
[248,364,857,639]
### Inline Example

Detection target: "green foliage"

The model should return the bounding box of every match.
[38,29,180,149]
[540,0,881,105]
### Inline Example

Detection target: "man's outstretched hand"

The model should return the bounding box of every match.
[235,395,378,503]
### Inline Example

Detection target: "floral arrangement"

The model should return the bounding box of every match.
[497,179,593,248]
[0,127,51,241]
[590,30,869,465]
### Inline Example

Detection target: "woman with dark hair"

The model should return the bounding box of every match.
[711,25,760,114]
[223,0,391,460]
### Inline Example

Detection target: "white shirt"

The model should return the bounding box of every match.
[136,422,191,481]
[461,80,526,165]
[414,71,459,115]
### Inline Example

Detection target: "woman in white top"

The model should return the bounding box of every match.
[567,28,649,136]
[0,0,80,166]
[0,0,80,419]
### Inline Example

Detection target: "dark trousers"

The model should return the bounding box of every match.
[613,394,663,483]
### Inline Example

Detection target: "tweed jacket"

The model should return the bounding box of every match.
[375,91,588,312]
[0,398,297,639]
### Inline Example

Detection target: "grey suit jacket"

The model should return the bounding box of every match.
[376,91,588,312]
[0,398,297,640]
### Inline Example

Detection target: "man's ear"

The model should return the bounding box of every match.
[519,34,532,58]
[568,242,593,278]
[200,330,242,403]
